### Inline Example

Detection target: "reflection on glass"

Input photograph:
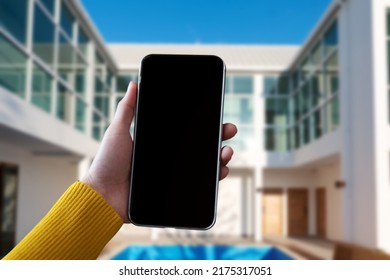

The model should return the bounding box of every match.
[0,35,26,98]
[116,75,132,92]
[94,77,109,117]
[60,2,74,38]
[57,83,72,123]
[324,20,338,55]
[265,98,289,126]
[75,97,86,132]
[75,69,86,96]
[327,97,339,132]
[0,0,27,43]
[224,97,253,124]
[300,83,310,116]
[313,108,323,139]
[233,76,253,94]
[325,52,339,96]
[302,117,310,144]
[33,4,54,66]
[93,112,102,141]
[32,64,52,113]
[294,125,300,148]
[264,76,277,96]
[312,72,323,107]
[78,27,89,57]
[40,0,54,14]
[265,128,288,151]
[312,42,322,66]
[293,93,300,123]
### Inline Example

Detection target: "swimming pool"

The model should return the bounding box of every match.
[111,244,294,260]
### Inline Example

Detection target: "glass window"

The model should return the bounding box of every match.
[60,2,74,38]
[312,42,322,66]
[57,83,73,123]
[106,69,113,88]
[301,56,311,81]
[0,35,27,98]
[75,69,86,96]
[225,76,232,93]
[75,97,86,132]
[58,35,74,66]
[293,93,300,123]
[78,27,89,57]
[33,4,55,66]
[116,75,132,92]
[325,52,339,96]
[40,0,54,14]
[312,72,323,107]
[294,125,300,148]
[302,117,310,144]
[292,70,300,89]
[312,108,323,139]
[95,52,106,81]
[32,64,52,113]
[224,97,253,124]
[278,75,289,95]
[265,98,288,126]
[300,83,310,116]
[233,76,253,94]
[326,97,339,132]
[324,20,338,55]
[93,112,102,141]
[264,76,277,96]
[0,0,27,43]
[265,128,287,151]
[94,78,109,117]
[58,35,75,87]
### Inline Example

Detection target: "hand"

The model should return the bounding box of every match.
[81,82,238,222]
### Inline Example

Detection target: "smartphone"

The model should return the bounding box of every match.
[128,54,226,230]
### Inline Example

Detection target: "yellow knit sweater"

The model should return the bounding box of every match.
[2,181,123,260]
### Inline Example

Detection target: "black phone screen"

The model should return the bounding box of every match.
[128,54,226,229]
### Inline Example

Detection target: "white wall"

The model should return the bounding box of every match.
[262,162,342,240]
[338,0,390,252]
[313,162,342,241]
[0,140,79,242]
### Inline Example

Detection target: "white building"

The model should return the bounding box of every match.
[1,0,390,258]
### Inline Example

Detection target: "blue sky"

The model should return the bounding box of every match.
[81,0,332,45]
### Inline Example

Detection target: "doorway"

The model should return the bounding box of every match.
[287,188,308,236]
[262,189,283,236]
[316,188,327,238]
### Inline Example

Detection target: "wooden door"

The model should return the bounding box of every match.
[262,189,283,236]
[316,188,326,238]
[288,188,308,236]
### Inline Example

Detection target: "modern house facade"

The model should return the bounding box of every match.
[1,0,390,257]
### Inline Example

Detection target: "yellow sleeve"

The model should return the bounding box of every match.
[2,181,123,260]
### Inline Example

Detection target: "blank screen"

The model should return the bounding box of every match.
[129,54,225,229]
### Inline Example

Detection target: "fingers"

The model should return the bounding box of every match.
[113,81,137,128]
[220,146,233,166]
[222,123,237,141]
[219,166,229,180]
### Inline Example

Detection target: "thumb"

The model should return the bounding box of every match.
[113,81,137,128]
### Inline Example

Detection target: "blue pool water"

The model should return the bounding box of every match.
[111,245,293,260]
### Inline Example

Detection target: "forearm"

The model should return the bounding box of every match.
[3,181,123,260]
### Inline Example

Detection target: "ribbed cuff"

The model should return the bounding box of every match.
[3,181,123,260]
